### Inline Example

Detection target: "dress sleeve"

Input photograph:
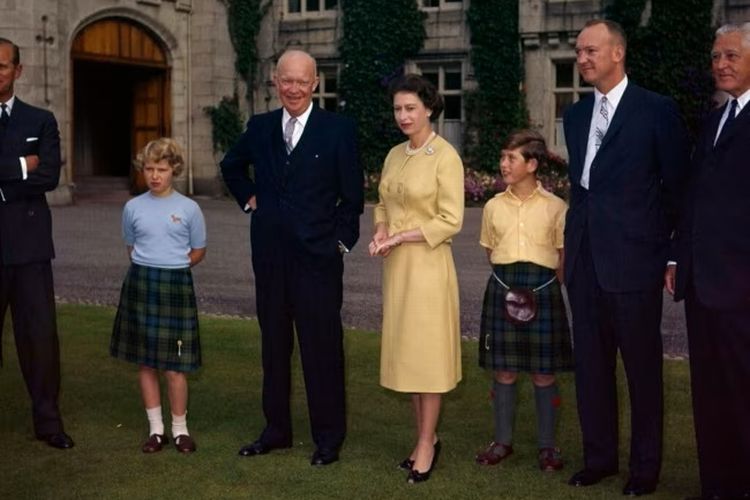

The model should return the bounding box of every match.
[419,149,465,248]
[373,152,391,226]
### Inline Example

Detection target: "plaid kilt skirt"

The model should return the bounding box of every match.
[110,263,201,372]
[479,262,573,374]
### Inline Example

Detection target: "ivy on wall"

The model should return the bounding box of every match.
[463,0,527,173]
[606,0,715,137]
[204,94,244,154]
[206,0,270,154]
[338,0,426,174]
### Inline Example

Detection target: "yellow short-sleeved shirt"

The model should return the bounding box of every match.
[480,182,567,270]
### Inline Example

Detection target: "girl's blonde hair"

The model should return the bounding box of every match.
[134,138,185,176]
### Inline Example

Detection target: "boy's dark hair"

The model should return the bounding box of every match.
[388,73,444,121]
[502,129,549,171]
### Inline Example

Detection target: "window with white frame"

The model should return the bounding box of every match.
[417,63,464,150]
[552,60,593,148]
[313,66,339,112]
[286,0,338,16]
[420,0,463,9]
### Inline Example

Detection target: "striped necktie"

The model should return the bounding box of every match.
[594,96,609,151]
[284,117,297,154]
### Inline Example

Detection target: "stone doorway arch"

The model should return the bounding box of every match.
[71,17,171,194]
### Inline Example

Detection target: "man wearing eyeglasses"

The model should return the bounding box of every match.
[221,49,363,466]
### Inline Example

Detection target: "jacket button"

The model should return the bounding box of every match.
[28,210,35,216]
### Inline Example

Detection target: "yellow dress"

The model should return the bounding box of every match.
[374,134,464,393]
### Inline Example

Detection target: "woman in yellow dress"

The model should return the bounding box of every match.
[369,74,464,483]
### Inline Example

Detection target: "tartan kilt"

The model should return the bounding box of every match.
[479,262,573,374]
[110,263,201,372]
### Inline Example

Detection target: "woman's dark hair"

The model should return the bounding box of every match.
[502,129,549,171]
[388,74,444,121]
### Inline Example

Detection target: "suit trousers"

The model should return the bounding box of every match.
[252,248,346,450]
[567,231,663,480]
[686,284,750,498]
[0,260,63,436]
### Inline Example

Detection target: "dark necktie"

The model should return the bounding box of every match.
[717,98,738,143]
[0,103,9,128]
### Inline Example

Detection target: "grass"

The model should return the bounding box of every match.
[1,304,698,499]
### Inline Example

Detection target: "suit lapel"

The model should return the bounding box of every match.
[597,83,637,152]
[576,96,594,171]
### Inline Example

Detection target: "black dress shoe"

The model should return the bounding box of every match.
[568,468,618,487]
[38,432,75,450]
[311,447,339,466]
[238,440,290,457]
[623,477,657,496]
[407,440,441,484]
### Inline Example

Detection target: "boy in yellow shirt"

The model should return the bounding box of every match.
[475,130,573,472]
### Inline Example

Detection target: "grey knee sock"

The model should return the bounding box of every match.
[534,383,559,449]
[493,380,516,445]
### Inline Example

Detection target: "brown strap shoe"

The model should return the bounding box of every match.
[142,434,168,453]
[475,441,513,466]
[538,447,564,471]
[174,434,197,453]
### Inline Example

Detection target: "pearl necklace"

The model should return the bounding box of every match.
[405,131,436,156]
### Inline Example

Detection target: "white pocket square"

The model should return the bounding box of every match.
[26,137,38,142]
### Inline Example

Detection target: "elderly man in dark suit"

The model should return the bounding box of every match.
[221,49,363,466]
[562,20,690,495]
[0,38,73,449]
[666,23,750,500]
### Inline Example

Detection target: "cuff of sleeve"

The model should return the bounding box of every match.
[667,261,677,266]
[20,157,28,180]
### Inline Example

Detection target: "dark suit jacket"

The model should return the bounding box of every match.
[220,106,363,261]
[0,98,61,266]
[563,82,690,292]
[674,100,750,310]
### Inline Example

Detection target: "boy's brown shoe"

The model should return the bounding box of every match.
[475,441,513,466]
[538,447,564,471]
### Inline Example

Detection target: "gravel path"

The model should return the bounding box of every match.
[51,196,688,357]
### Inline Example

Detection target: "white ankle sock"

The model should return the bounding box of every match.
[146,406,164,436]
[172,413,189,438]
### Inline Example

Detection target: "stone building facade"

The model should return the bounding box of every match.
[2,0,749,202]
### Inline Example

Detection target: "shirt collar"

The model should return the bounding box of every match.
[1,95,16,114]
[282,101,314,129]
[501,180,550,202]
[594,75,628,111]
[729,88,750,114]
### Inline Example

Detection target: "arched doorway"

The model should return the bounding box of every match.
[71,18,170,194]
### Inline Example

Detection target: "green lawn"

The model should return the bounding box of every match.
[1,304,698,499]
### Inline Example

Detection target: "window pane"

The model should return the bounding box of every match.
[325,0,338,8]
[288,0,301,13]
[555,62,574,88]
[325,74,337,93]
[444,95,461,120]
[445,0,463,2]
[324,97,338,112]
[555,92,573,119]
[444,70,462,90]
[422,71,439,87]
[423,0,440,7]
[307,0,320,11]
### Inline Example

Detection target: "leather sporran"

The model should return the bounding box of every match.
[503,287,537,325]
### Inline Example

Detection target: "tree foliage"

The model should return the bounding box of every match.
[606,0,715,137]
[464,0,527,173]
[338,0,426,173]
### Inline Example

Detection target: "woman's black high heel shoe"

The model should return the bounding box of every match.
[407,440,441,483]
[397,458,414,471]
